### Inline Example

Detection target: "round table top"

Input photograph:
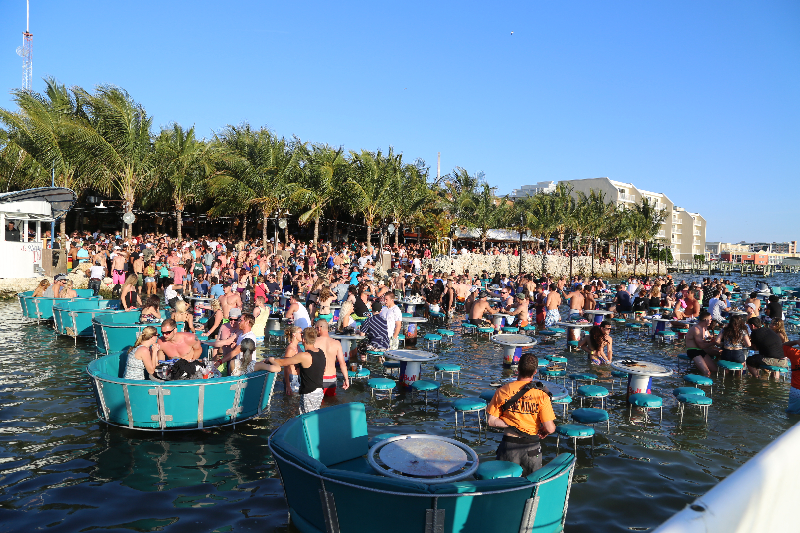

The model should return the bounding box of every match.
[369,435,479,483]
[398,300,424,306]
[486,297,502,303]
[384,349,439,362]
[492,313,512,318]
[585,310,612,315]
[491,333,537,347]
[555,321,593,328]
[329,304,342,309]
[329,333,364,341]
[651,317,677,323]
[729,311,748,316]
[496,378,569,401]
[611,359,673,377]
[401,316,428,323]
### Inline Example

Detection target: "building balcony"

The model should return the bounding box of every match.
[694,231,701,236]
[693,220,701,226]
[672,239,682,245]
[618,193,636,202]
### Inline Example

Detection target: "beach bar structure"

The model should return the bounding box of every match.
[0,187,76,278]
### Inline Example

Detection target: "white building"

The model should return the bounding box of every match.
[509,181,557,200]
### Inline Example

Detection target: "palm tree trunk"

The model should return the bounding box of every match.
[262,209,269,249]
[645,241,649,277]
[313,215,320,246]
[242,213,247,240]
[176,209,183,241]
[633,240,638,277]
[481,235,487,253]
[60,218,66,240]
[591,236,595,278]
[366,223,372,249]
[395,224,400,247]
[615,238,619,279]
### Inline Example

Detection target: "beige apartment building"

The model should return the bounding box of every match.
[558,177,706,261]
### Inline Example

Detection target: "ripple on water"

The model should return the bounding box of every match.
[0,272,799,532]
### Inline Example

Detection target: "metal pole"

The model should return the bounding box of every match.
[50,167,55,249]
[518,215,524,275]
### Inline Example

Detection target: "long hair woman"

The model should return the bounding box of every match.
[33,279,50,297]
[578,321,613,365]
[139,295,161,323]
[716,315,751,363]
[120,273,141,311]
[123,326,159,380]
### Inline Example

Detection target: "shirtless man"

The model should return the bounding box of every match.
[544,284,562,328]
[469,291,497,329]
[314,319,350,396]
[219,282,243,319]
[205,312,255,375]
[110,250,127,289]
[685,310,720,377]
[507,293,531,328]
[683,289,701,319]
[583,286,596,311]
[132,253,144,292]
[563,286,585,319]
[157,318,202,361]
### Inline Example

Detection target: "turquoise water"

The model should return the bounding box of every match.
[1,273,798,532]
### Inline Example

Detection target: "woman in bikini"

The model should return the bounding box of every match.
[578,322,613,365]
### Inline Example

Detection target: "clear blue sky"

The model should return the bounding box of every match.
[1,1,798,243]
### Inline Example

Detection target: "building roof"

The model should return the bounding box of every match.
[0,187,77,220]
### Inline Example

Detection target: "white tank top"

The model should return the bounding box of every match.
[293,303,311,329]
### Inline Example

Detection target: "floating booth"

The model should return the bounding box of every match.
[53,299,122,339]
[92,311,182,354]
[269,402,576,533]
[0,187,76,278]
[87,352,277,431]
[18,289,97,321]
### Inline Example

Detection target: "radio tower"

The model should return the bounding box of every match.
[16,0,32,91]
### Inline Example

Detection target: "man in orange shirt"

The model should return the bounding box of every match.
[487,353,556,475]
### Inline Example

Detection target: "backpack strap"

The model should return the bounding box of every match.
[500,382,536,412]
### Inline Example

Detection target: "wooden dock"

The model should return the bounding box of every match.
[666,261,800,277]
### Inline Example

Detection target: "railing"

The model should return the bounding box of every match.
[672,239,682,244]
[694,231,701,236]
[672,217,681,224]
[693,220,701,226]
[673,229,681,235]
[618,193,635,202]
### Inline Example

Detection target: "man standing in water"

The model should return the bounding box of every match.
[487,353,556,476]
[685,310,719,377]
[544,283,562,327]
[314,319,350,397]
[267,327,327,414]
[157,318,202,361]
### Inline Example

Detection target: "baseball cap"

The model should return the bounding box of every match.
[54,274,68,282]
[229,308,242,318]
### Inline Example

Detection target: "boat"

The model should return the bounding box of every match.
[87,351,277,431]
[53,298,122,340]
[18,289,98,321]
[91,310,183,354]
[269,402,576,533]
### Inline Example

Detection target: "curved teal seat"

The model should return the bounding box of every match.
[453,398,487,411]
[19,289,98,321]
[368,433,399,448]
[477,327,494,335]
[53,299,122,338]
[475,460,523,480]
[479,389,496,402]
[567,340,579,347]
[717,360,744,371]
[549,328,566,334]
[556,424,595,438]
[368,378,395,389]
[571,407,609,428]
[269,403,578,533]
[522,324,537,331]
[552,394,572,417]
[92,310,182,354]
[87,351,276,430]
[569,373,597,382]
[577,385,608,397]
[401,312,413,318]
[435,363,461,372]
[613,318,626,323]
[628,393,662,408]
[677,394,713,423]
[548,356,568,363]
[502,326,520,333]
[383,361,401,369]
[411,380,440,392]
[539,330,560,337]
[540,369,566,378]
[437,329,455,337]
[611,370,627,378]
[673,387,705,397]
[683,374,713,392]
[348,368,371,379]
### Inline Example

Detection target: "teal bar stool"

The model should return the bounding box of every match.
[677,353,692,368]
[366,349,385,359]
[552,394,572,418]
[348,368,371,381]
[434,363,461,384]
[397,333,405,346]
[656,330,678,344]
[453,397,487,430]
[410,379,440,405]
[383,361,401,377]
[677,393,713,424]
[577,385,610,409]
[368,433,399,448]
[626,322,645,340]
[673,387,705,397]
[571,407,610,430]
[502,326,520,333]
[401,312,413,318]
[461,323,478,336]
[539,330,561,344]
[539,368,567,385]
[367,377,396,401]
[683,374,713,395]
[613,317,627,327]
[522,324,538,336]
[760,363,789,381]
[437,329,455,343]
[423,333,443,350]
[266,329,285,346]
[569,373,598,393]
[475,460,523,480]
[610,370,628,391]
[567,339,580,352]
[628,393,663,422]
[479,389,496,403]
[477,326,494,338]
[555,424,596,453]
[717,359,745,378]
[429,311,446,325]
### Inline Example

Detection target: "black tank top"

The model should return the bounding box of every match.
[124,290,138,309]
[299,347,326,394]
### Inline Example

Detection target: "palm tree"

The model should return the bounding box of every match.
[631,198,667,277]
[348,148,401,249]
[150,124,211,240]
[461,182,503,252]
[388,161,431,247]
[211,125,299,249]
[0,78,90,237]
[550,183,577,252]
[67,85,155,236]
[576,190,615,277]
[290,144,348,245]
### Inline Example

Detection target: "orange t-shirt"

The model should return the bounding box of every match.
[486,380,555,436]
[783,345,800,390]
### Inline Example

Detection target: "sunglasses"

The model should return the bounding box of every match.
[161,329,175,335]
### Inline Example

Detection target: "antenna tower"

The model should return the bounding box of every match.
[16,1,32,91]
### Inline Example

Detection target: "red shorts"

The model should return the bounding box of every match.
[322,375,337,396]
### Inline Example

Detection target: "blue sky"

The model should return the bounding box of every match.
[1,1,798,243]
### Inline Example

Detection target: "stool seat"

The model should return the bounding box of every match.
[571,408,609,425]
[673,387,705,397]
[411,380,440,392]
[568,340,579,347]
[539,331,560,337]
[658,331,677,337]
[368,378,396,390]
[348,368,371,379]
[677,394,713,405]
[577,385,609,397]
[548,356,568,363]
[477,327,494,334]
[552,394,572,404]
[556,424,595,438]
[437,329,455,336]
[435,363,461,372]
[366,350,384,355]
[479,389,496,402]
[627,323,643,329]
[475,460,523,480]
[613,317,626,323]
[318,314,334,321]
[549,328,566,334]
[628,393,662,408]
[683,374,713,386]
[538,359,549,367]
[675,328,689,334]
[383,361,401,369]
[430,311,445,317]
[522,325,537,331]
[453,398,487,411]
[540,369,566,378]
[267,330,283,336]
[368,433,400,448]
[401,313,413,318]
[398,334,405,340]
[611,370,628,378]
[502,326,520,333]
[570,373,598,382]
[761,364,789,373]
[424,334,442,341]
[717,360,744,370]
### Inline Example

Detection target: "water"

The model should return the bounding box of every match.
[1,273,798,532]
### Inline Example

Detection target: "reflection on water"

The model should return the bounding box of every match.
[0,272,798,532]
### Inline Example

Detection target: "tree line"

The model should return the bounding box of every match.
[0,79,667,264]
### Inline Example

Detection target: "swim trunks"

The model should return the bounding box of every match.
[112,269,126,285]
[322,375,337,397]
[544,308,561,328]
[288,374,300,394]
[469,318,490,327]
[687,348,706,359]
[299,388,324,414]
